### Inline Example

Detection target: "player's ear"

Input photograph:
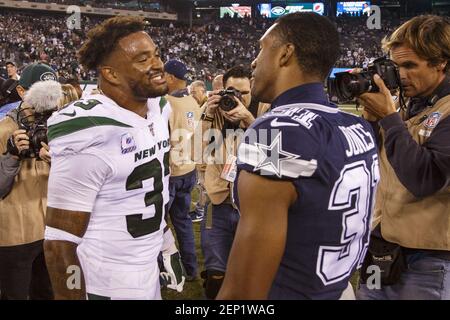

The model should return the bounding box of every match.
[99,66,121,85]
[279,43,295,67]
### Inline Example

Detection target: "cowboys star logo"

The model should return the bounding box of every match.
[254,132,300,178]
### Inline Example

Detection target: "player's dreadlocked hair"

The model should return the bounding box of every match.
[78,16,147,71]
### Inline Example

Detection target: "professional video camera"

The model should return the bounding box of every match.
[218,87,243,112]
[327,57,401,103]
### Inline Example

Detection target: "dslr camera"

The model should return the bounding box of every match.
[218,87,243,112]
[17,109,52,159]
[327,57,401,103]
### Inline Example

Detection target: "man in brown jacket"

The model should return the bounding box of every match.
[0,62,58,299]
[199,66,255,299]
[164,59,203,281]
[357,15,450,300]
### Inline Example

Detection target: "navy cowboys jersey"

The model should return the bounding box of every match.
[236,101,379,299]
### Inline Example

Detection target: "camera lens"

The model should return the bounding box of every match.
[335,73,357,101]
[328,58,401,103]
[219,95,237,112]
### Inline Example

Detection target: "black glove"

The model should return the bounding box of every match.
[6,135,20,157]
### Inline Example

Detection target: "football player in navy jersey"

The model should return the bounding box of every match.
[217,12,380,300]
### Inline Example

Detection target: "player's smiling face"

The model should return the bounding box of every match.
[117,31,168,99]
[251,24,282,103]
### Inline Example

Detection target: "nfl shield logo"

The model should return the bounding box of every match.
[424,112,442,129]
[121,133,137,154]
[186,112,194,129]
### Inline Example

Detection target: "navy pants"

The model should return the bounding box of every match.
[201,203,240,273]
[357,253,450,300]
[168,169,198,278]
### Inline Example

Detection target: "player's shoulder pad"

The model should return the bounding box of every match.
[48,94,130,156]
[238,104,330,179]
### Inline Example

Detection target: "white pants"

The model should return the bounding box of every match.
[79,253,161,300]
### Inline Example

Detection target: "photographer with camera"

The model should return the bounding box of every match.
[353,15,450,300]
[189,76,225,223]
[0,63,60,299]
[199,65,254,299]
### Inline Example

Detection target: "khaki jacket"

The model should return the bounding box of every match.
[373,95,450,250]
[204,112,239,205]
[204,102,271,205]
[0,116,49,246]
[167,95,203,177]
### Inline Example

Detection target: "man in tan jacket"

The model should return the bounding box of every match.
[189,78,222,223]
[0,62,58,299]
[357,15,450,300]
[164,59,203,281]
[199,66,255,299]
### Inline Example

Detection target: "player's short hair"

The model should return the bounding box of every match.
[223,65,251,88]
[78,16,147,71]
[382,15,450,73]
[273,12,340,81]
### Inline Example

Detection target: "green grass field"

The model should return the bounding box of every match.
[162,104,361,300]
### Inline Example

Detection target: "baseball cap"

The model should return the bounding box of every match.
[18,62,57,90]
[5,61,15,67]
[164,60,188,81]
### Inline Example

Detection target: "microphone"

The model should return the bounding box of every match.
[23,80,63,113]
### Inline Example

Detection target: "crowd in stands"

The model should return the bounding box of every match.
[334,14,408,68]
[0,8,441,83]
[0,11,266,82]
[11,0,165,13]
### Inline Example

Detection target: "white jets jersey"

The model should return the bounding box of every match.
[47,94,170,273]
[148,96,172,124]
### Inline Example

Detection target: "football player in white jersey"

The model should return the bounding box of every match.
[44,17,182,300]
